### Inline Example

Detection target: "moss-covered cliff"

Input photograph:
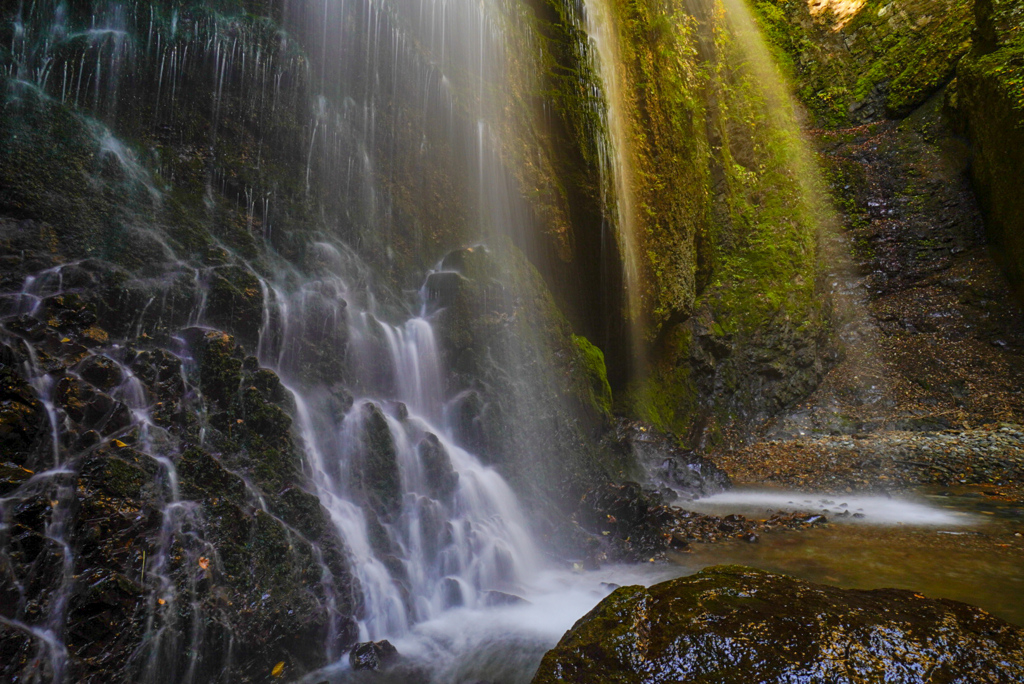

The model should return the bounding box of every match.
[954,0,1024,300]
[596,0,831,447]
[751,0,975,126]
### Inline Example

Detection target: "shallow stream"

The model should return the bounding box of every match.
[301,486,1024,683]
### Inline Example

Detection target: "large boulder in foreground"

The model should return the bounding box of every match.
[533,565,1024,684]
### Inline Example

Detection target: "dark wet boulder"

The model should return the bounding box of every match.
[532,565,1024,684]
[354,403,402,518]
[184,329,243,410]
[448,390,489,457]
[349,639,398,671]
[440,576,464,608]
[418,432,458,501]
[0,343,45,465]
[618,421,730,500]
[0,462,33,496]
[423,270,467,309]
[130,348,182,390]
[76,354,124,391]
[483,590,529,607]
[576,481,679,559]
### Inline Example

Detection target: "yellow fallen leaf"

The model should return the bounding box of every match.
[198,557,210,570]
[113,439,128,448]
[60,337,71,343]
[271,661,285,677]
[158,598,166,605]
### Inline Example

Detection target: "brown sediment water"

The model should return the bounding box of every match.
[676,487,1024,626]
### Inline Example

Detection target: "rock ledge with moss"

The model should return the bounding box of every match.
[532,565,1024,683]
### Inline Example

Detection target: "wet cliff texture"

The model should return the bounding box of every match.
[0,220,358,682]
[0,1,633,678]
[753,0,1024,302]
[954,0,1024,300]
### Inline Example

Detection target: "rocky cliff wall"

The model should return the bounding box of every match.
[752,0,975,125]
[954,0,1024,300]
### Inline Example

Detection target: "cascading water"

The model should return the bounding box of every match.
[5,0,1022,681]
[580,0,646,367]
[257,245,542,644]
[2,0,586,677]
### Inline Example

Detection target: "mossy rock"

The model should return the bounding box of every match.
[204,265,265,349]
[533,565,1024,683]
[189,329,243,410]
[355,402,403,519]
[571,335,613,415]
[752,0,975,126]
[176,446,248,503]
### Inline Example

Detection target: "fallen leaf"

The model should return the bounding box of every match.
[271,661,285,677]
[198,557,210,570]
[158,598,166,605]
[113,439,128,448]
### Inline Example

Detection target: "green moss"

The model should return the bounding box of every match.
[572,335,614,414]
[357,403,402,518]
[964,38,1024,112]
[197,332,243,410]
[534,565,1024,683]
[613,1,829,443]
[751,0,975,126]
[628,327,698,434]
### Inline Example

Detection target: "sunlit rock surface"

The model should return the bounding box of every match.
[533,565,1024,683]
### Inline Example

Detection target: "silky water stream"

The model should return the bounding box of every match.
[1,1,1022,682]
[267,256,1023,683]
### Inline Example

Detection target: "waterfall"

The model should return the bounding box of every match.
[581,0,646,367]
[258,245,541,642]
[0,0,634,680]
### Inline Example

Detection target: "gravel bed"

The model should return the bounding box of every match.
[716,424,1024,494]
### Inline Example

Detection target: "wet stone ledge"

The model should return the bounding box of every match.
[532,565,1024,683]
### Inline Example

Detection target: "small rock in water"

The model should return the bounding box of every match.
[349,640,398,671]
[742,533,760,543]
[483,590,530,607]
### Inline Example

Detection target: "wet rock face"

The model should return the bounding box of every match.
[0,342,45,465]
[955,1,1024,300]
[204,265,265,349]
[419,432,459,502]
[0,238,358,683]
[431,243,624,505]
[349,639,398,671]
[749,0,975,126]
[354,402,403,519]
[572,481,824,563]
[533,565,1024,684]
[618,421,730,500]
